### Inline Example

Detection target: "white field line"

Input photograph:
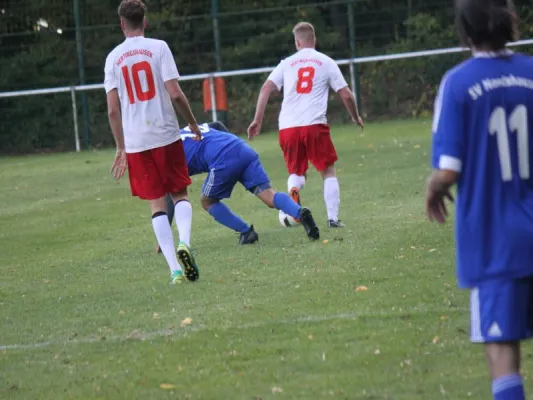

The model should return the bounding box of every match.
[0,307,467,352]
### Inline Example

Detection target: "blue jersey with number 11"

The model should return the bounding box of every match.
[432,51,533,288]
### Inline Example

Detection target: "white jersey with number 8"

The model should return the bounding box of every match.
[104,36,181,153]
[267,48,348,130]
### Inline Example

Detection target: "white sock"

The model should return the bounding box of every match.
[287,174,305,192]
[300,175,306,189]
[152,214,181,273]
[324,177,340,221]
[174,200,192,246]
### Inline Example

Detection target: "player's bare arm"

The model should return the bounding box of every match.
[106,89,127,180]
[164,79,202,141]
[338,87,364,129]
[248,80,278,141]
[425,169,458,224]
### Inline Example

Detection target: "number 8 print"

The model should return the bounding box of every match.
[296,66,315,94]
[121,61,156,104]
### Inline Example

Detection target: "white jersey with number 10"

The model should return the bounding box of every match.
[268,48,348,130]
[104,36,181,153]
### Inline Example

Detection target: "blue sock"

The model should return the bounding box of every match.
[273,192,302,219]
[492,374,525,400]
[208,202,250,233]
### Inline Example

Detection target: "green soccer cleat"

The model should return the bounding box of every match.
[170,270,185,284]
[177,242,200,282]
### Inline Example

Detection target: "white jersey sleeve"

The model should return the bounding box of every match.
[104,52,118,94]
[160,42,180,82]
[328,60,348,92]
[267,61,284,91]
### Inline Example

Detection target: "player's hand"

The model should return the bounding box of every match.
[247,120,262,141]
[425,183,454,224]
[189,123,202,141]
[111,149,127,181]
[353,115,364,130]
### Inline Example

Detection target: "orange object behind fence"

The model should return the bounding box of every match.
[202,77,228,112]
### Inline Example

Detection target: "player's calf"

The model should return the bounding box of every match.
[321,166,343,227]
[257,188,319,240]
[287,174,305,207]
[485,342,524,400]
[202,196,256,244]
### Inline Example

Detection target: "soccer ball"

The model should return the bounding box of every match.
[279,210,299,227]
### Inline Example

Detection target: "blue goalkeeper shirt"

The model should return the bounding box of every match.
[431,51,533,288]
[180,123,243,176]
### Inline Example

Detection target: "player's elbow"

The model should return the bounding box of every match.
[165,81,186,103]
[261,81,277,94]
[168,89,183,102]
[107,107,120,119]
[338,87,354,102]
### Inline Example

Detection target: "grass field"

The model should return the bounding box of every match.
[2,120,533,400]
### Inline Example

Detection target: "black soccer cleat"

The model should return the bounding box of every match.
[327,219,345,228]
[300,207,320,240]
[239,225,259,245]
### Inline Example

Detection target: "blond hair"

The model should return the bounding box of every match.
[292,22,316,44]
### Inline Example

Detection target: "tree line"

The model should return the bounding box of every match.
[1,0,533,153]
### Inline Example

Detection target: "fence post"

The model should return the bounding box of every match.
[211,0,222,72]
[211,0,222,123]
[347,0,361,110]
[70,87,81,152]
[209,75,218,122]
[73,0,90,148]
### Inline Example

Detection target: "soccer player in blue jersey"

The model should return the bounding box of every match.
[426,1,533,399]
[159,121,319,247]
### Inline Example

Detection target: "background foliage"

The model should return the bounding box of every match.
[1,0,533,153]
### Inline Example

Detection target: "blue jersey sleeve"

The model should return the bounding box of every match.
[431,73,464,172]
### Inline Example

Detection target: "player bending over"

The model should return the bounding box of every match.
[426,0,533,398]
[248,22,363,228]
[105,0,200,284]
[158,121,319,248]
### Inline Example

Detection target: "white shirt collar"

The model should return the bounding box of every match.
[473,49,513,58]
[124,35,144,41]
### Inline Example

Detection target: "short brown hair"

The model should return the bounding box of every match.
[118,0,146,30]
[292,22,316,43]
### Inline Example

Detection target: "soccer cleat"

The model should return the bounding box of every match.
[239,225,259,245]
[290,187,301,205]
[177,242,200,282]
[300,207,320,240]
[327,219,345,228]
[290,187,301,222]
[170,270,185,284]
[156,244,162,254]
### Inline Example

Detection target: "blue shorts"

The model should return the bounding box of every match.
[470,277,533,343]
[202,145,270,200]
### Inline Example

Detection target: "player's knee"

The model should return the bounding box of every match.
[320,165,336,179]
[149,196,168,215]
[257,188,275,208]
[200,196,217,211]
[484,342,521,379]
[170,188,188,203]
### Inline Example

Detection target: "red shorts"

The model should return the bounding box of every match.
[126,140,192,200]
[278,124,338,175]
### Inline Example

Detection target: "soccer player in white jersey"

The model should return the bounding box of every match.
[104,0,201,284]
[248,22,364,228]
[427,0,533,398]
